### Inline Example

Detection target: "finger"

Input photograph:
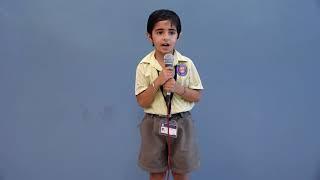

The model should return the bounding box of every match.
[165,67,174,71]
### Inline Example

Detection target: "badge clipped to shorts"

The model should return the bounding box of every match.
[159,119,178,138]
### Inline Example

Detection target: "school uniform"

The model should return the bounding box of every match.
[135,50,203,173]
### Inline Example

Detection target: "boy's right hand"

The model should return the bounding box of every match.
[157,67,174,85]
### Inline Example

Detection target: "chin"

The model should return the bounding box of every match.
[162,49,173,54]
[155,47,173,54]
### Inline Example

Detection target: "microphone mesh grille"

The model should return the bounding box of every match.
[164,54,174,64]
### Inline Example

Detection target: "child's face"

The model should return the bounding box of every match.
[148,20,179,58]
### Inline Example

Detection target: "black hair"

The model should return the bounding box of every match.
[147,9,181,38]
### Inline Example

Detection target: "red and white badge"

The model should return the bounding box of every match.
[159,119,178,138]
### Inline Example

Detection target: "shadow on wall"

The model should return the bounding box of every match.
[81,105,115,122]
[0,169,4,180]
[316,0,320,9]
[316,162,320,180]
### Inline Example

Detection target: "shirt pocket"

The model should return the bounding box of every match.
[176,64,190,87]
[176,73,189,87]
[143,66,154,85]
[148,67,160,85]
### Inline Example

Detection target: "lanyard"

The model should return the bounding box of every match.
[157,65,177,110]
[157,66,177,180]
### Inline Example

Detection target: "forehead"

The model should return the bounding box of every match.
[153,20,177,30]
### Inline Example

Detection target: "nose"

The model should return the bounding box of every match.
[163,32,170,41]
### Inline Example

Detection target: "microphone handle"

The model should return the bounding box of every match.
[165,93,171,106]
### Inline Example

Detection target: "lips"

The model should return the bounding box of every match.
[162,43,170,46]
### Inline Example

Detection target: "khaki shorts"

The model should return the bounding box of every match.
[138,111,200,174]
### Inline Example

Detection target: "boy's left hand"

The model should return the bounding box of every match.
[163,78,177,93]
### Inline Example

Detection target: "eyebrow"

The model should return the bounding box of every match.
[154,28,177,31]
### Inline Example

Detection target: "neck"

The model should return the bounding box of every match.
[154,52,165,68]
[154,52,164,61]
[154,50,175,62]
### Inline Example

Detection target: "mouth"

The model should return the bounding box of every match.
[161,43,170,47]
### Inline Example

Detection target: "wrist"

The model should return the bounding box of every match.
[151,82,156,91]
[152,79,160,91]
[155,76,164,86]
[179,86,186,96]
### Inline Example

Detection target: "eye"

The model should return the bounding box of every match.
[169,31,177,35]
[156,31,163,35]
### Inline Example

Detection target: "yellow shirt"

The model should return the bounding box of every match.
[135,50,203,115]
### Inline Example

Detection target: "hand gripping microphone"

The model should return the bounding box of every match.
[163,53,174,104]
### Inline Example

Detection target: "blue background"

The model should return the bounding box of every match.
[1,0,320,179]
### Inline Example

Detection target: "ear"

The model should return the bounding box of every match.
[146,32,153,44]
[177,31,183,39]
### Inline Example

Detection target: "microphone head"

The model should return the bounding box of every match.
[164,53,174,69]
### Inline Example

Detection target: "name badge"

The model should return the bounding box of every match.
[159,119,178,138]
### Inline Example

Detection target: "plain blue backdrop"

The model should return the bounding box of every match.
[1,0,320,179]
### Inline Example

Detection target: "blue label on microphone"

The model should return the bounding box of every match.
[177,64,188,76]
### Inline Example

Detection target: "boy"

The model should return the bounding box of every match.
[135,9,203,180]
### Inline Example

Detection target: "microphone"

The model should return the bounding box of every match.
[164,53,174,70]
[163,53,174,104]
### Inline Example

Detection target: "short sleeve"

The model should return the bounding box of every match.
[188,61,204,90]
[135,64,148,95]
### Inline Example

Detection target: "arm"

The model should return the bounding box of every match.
[136,78,160,108]
[175,83,202,102]
[163,79,202,102]
[136,67,173,108]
